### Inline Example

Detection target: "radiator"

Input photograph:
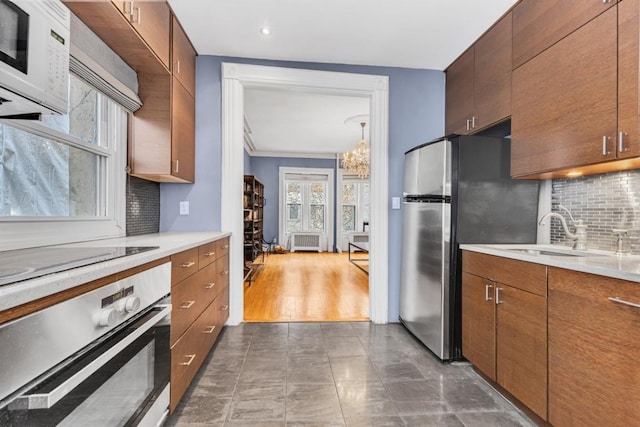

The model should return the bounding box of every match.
[290,233,322,252]
[352,234,369,243]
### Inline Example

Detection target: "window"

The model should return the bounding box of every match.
[341,180,369,232]
[0,73,127,250]
[285,180,327,233]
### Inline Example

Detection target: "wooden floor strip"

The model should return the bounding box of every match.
[243,252,370,322]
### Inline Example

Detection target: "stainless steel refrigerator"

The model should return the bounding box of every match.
[399,135,539,361]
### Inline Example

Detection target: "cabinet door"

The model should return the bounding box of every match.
[513,0,617,69]
[461,272,496,380]
[445,48,474,135]
[171,76,195,182]
[122,0,171,68]
[617,0,639,159]
[473,12,511,131]
[548,268,640,426]
[496,285,547,420]
[511,7,617,177]
[172,16,196,98]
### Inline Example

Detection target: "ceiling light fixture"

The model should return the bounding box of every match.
[260,27,271,36]
[342,122,369,179]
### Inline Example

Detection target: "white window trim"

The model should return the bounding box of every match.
[278,167,334,252]
[0,91,127,251]
[221,63,389,325]
[337,170,370,252]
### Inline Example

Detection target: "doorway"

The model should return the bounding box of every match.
[221,63,389,325]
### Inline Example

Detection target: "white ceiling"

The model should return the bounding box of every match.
[244,88,370,157]
[168,0,518,156]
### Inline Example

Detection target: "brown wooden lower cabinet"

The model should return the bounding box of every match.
[548,267,640,426]
[462,251,547,420]
[170,237,230,413]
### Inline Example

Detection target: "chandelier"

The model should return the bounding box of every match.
[342,122,369,179]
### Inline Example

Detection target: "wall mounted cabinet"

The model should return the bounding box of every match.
[445,13,511,135]
[512,0,616,69]
[64,1,197,183]
[511,3,640,178]
[462,251,548,420]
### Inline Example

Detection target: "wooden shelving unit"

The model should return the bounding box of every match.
[243,175,264,264]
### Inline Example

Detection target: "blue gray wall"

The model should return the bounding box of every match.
[160,55,445,321]
[243,149,251,174]
[248,156,336,244]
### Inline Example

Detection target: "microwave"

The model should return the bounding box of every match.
[0,0,70,118]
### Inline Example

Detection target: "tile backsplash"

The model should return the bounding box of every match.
[126,176,160,236]
[551,170,640,253]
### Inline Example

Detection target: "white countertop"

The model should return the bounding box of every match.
[460,243,640,283]
[0,232,231,312]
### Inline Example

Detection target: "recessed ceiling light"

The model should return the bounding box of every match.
[260,27,271,36]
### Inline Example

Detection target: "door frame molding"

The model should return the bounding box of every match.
[221,62,389,324]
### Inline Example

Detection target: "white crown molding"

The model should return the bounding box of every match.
[248,150,338,159]
[222,62,389,325]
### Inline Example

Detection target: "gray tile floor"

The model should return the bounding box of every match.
[166,322,536,427]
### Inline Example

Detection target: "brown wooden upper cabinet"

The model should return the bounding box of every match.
[171,76,196,182]
[511,3,640,178]
[512,0,617,70]
[172,16,197,97]
[64,1,170,74]
[445,13,511,135]
[111,0,170,69]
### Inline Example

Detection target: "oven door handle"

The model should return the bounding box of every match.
[11,304,171,410]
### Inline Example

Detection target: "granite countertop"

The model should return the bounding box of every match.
[460,243,640,284]
[0,232,231,312]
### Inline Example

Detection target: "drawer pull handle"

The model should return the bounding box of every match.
[223,244,229,249]
[608,297,640,309]
[205,282,216,289]
[220,305,229,311]
[221,270,229,276]
[485,284,493,301]
[495,288,504,305]
[204,325,216,334]
[204,251,216,257]
[180,301,195,309]
[180,354,196,366]
[181,261,195,268]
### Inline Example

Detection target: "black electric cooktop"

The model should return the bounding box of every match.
[0,246,159,286]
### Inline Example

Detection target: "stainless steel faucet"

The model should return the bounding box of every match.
[538,205,587,250]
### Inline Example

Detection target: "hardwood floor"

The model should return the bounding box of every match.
[244,252,369,322]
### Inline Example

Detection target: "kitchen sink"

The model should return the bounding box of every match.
[502,247,610,257]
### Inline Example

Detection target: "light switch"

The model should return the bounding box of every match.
[179,201,189,215]
[392,197,401,209]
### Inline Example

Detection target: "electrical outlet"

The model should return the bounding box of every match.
[179,201,189,215]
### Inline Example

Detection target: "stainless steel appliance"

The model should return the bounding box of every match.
[0,0,70,118]
[400,135,539,361]
[0,262,171,426]
[0,246,159,286]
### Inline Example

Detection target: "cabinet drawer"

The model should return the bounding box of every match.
[171,248,199,286]
[215,255,230,290]
[198,241,218,268]
[170,287,228,412]
[217,237,230,258]
[462,251,547,296]
[170,262,218,344]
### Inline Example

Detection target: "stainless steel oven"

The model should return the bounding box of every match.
[0,262,171,427]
